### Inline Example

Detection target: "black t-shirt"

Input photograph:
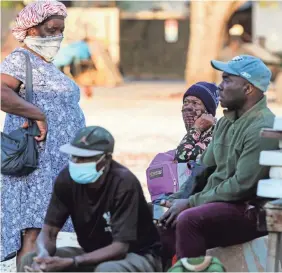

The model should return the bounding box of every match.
[45,160,161,256]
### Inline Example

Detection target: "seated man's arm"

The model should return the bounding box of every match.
[37,170,71,256]
[36,224,61,257]
[74,242,129,266]
[24,171,72,272]
[24,225,64,273]
[189,125,278,207]
[75,174,145,266]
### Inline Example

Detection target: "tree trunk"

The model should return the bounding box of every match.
[185,1,245,85]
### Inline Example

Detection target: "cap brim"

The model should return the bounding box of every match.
[60,143,104,157]
[211,60,239,76]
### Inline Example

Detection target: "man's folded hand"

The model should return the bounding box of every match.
[159,199,190,228]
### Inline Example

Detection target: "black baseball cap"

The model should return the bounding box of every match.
[60,126,114,157]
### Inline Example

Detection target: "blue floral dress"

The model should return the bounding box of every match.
[0,48,85,261]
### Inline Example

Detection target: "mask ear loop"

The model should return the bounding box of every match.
[96,154,107,172]
[97,154,106,163]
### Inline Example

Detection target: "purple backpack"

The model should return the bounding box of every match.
[146,150,191,201]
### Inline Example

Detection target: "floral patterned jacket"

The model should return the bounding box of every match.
[175,126,215,163]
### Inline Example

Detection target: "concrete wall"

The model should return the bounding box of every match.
[253,1,282,53]
[120,19,189,80]
[1,7,19,47]
[63,8,120,65]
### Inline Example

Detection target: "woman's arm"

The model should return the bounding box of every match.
[175,127,208,162]
[1,73,45,121]
[175,114,215,162]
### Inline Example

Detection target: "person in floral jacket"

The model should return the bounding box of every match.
[175,82,219,164]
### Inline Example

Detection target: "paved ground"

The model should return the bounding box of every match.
[1,81,282,272]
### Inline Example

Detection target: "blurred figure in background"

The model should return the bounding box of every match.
[53,39,95,98]
[53,39,91,77]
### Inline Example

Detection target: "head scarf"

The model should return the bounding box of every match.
[12,1,67,42]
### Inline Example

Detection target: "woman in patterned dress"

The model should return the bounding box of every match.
[0,1,85,265]
[174,82,219,165]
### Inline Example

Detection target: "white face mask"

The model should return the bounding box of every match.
[24,34,63,62]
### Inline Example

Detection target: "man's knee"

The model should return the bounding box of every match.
[17,252,36,272]
[177,208,198,229]
[94,260,121,272]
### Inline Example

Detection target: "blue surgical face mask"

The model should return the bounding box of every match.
[69,155,106,184]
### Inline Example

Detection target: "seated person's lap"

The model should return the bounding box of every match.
[176,202,265,249]
[19,247,161,272]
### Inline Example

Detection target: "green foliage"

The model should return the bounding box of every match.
[1,1,23,8]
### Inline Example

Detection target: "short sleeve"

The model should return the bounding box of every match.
[0,51,26,84]
[44,169,70,228]
[110,174,141,243]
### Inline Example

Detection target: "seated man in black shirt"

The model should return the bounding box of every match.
[19,126,162,272]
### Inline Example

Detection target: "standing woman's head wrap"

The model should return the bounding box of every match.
[12,1,67,42]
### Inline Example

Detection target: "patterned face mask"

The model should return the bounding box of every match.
[182,97,207,130]
[182,109,201,130]
[24,34,63,62]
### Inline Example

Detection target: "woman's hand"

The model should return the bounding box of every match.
[22,120,48,141]
[194,114,215,132]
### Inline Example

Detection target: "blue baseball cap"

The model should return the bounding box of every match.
[211,55,272,92]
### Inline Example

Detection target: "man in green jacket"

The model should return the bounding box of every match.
[159,55,278,260]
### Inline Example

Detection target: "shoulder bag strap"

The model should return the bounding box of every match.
[14,50,34,127]
[13,50,33,104]
[20,50,33,104]
[13,50,40,136]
